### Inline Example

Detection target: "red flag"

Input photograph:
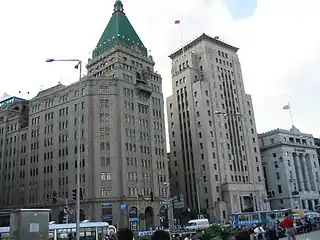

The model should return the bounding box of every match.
[283,104,290,110]
[174,20,180,24]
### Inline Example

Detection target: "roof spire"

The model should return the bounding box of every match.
[113,0,124,13]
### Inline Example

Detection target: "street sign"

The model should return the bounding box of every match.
[160,201,169,205]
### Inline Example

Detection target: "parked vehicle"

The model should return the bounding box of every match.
[185,219,210,230]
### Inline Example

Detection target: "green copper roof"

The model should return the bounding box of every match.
[92,0,148,58]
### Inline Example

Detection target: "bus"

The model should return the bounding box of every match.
[232,212,261,227]
[0,221,114,240]
[232,209,292,227]
[272,209,292,222]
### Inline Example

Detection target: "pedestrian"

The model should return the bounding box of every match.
[235,230,251,240]
[253,224,266,240]
[280,213,296,240]
[184,234,192,240]
[151,230,170,240]
[117,228,134,240]
[267,214,279,240]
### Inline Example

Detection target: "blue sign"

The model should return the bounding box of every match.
[138,230,169,236]
[120,204,128,210]
[234,220,260,227]
[129,218,139,222]
[102,215,113,220]
[101,203,112,207]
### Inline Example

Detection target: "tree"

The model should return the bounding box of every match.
[199,226,235,240]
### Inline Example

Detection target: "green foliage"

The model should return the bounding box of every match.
[199,226,237,240]
[134,236,150,240]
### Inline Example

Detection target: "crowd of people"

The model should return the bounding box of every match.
[107,228,171,240]
[235,212,297,240]
[95,212,318,240]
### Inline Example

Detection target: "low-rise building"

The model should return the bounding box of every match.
[259,126,320,210]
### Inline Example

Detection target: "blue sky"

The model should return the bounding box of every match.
[226,0,257,19]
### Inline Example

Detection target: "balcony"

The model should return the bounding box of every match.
[292,191,299,196]
[136,82,152,96]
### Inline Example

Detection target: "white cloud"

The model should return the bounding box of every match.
[0,0,319,137]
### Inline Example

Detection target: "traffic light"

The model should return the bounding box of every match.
[72,188,77,200]
[80,188,84,200]
[52,190,57,204]
[150,191,154,202]
[72,188,84,200]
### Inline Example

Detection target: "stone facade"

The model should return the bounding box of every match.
[167,34,269,222]
[0,0,169,228]
[259,126,320,210]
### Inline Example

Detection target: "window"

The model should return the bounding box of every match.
[101,172,105,181]
[277,185,282,194]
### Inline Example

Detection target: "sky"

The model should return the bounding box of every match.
[0,0,320,139]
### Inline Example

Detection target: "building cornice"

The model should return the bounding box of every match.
[169,33,239,59]
[258,127,312,138]
[260,141,320,152]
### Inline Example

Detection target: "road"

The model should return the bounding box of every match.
[280,230,320,239]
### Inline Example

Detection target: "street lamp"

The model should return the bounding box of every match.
[46,58,82,240]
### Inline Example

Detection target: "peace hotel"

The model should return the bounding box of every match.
[0,0,168,227]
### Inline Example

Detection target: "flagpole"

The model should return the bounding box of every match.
[178,22,185,56]
[288,102,294,126]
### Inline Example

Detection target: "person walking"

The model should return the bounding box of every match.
[253,224,266,240]
[117,228,134,240]
[235,230,251,240]
[267,214,279,240]
[280,213,296,240]
[151,230,170,240]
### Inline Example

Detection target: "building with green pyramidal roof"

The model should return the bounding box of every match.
[92,0,148,59]
[85,0,169,229]
[0,0,169,229]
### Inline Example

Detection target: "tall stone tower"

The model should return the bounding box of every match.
[86,0,169,228]
[0,0,168,229]
[167,34,269,222]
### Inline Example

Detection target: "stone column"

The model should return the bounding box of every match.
[306,154,316,191]
[311,200,315,211]
[293,153,304,191]
[299,154,311,191]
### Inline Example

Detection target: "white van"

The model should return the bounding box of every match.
[185,219,210,230]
